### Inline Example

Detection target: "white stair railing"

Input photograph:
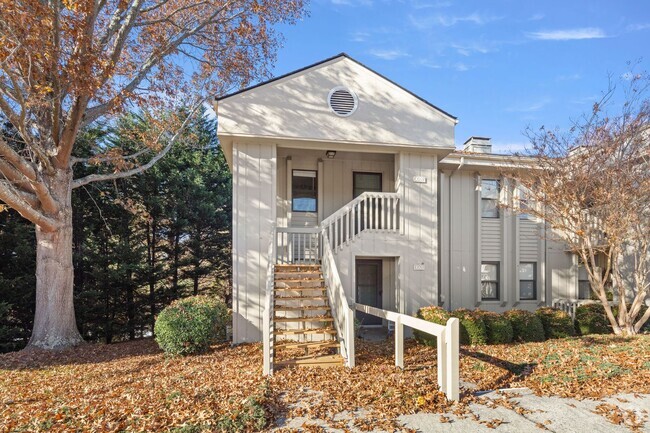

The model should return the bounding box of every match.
[262,226,276,375]
[321,192,400,251]
[275,227,321,264]
[321,235,355,368]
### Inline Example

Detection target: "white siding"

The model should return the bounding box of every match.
[480,219,501,261]
[232,141,276,344]
[520,220,539,262]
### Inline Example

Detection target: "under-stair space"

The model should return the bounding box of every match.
[273,264,344,368]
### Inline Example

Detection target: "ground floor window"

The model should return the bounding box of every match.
[519,262,537,300]
[481,262,500,300]
[578,266,591,299]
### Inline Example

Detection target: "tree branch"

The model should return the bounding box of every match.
[0,180,59,232]
[73,103,203,188]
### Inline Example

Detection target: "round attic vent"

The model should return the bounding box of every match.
[328,87,358,117]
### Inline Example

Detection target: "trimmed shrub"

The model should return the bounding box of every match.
[475,310,514,344]
[155,296,230,356]
[414,306,451,347]
[451,309,488,346]
[535,307,576,339]
[504,309,545,342]
[574,303,613,335]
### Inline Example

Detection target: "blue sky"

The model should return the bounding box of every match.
[269,0,650,153]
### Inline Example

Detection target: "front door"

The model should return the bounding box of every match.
[356,259,383,326]
[353,172,382,231]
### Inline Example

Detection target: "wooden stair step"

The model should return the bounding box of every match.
[274,328,337,336]
[276,341,340,350]
[274,295,329,301]
[275,278,325,284]
[276,354,344,368]
[274,286,325,292]
[273,316,334,323]
[275,264,321,270]
[274,305,330,312]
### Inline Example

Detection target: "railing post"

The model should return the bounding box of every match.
[346,306,355,368]
[445,318,460,401]
[437,329,447,394]
[395,316,404,369]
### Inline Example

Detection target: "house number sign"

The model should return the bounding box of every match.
[413,176,427,183]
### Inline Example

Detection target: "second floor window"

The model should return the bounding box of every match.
[292,170,317,212]
[481,179,500,218]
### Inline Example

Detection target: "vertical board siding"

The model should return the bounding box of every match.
[232,141,276,344]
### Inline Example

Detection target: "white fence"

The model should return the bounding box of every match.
[355,304,460,401]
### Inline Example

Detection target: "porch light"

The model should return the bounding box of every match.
[326,150,336,159]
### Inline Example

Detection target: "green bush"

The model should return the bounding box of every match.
[414,306,451,347]
[451,309,488,346]
[504,309,546,342]
[574,303,613,335]
[475,310,513,344]
[155,296,230,356]
[535,307,576,339]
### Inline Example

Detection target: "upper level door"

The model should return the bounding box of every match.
[353,172,382,231]
[291,169,318,228]
[353,172,382,198]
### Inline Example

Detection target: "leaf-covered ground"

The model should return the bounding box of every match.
[1,335,649,432]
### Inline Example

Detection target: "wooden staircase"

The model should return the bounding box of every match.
[273,264,344,368]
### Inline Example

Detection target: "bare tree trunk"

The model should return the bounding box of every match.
[28,170,83,349]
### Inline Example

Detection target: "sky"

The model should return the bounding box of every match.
[267,0,650,153]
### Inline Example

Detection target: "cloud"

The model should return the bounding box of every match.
[506,98,551,113]
[527,27,606,41]
[454,62,469,72]
[528,13,545,21]
[570,95,599,105]
[451,41,492,56]
[556,73,581,81]
[490,142,532,154]
[410,0,453,9]
[350,31,370,42]
[409,11,501,29]
[626,23,650,32]
[368,49,409,60]
[417,58,442,69]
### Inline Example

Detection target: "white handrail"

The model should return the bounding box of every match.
[262,226,276,376]
[321,234,355,368]
[321,192,400,251]
[355,303,460,401]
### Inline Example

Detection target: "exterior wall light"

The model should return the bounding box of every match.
[326,150,336,159]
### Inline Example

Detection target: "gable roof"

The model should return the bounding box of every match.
[217,53,457,122]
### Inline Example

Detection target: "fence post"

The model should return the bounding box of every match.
[394,316,404,369]
[346,307,355,368]
[437,330,447,395]
[445,317,460,401]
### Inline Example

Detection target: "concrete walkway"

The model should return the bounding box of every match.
[276,389,650,432]
[400,389,650,433]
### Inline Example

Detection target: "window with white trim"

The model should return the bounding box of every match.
[481,179,500,218]
[519,262,537,300]
[481,262,500,300]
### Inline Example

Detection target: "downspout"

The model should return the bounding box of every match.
[445,157,464,310]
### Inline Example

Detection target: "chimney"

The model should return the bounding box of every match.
[463,136,492,154]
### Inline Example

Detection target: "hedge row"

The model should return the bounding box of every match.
[415,306,576,346]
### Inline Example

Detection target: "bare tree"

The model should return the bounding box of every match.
[508,71,650,335]
[0,0,305,349]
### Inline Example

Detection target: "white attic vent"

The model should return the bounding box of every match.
[328,87,358,117]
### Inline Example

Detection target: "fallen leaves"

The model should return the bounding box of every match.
[0,334,649,432]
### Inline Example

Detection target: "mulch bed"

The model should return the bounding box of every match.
[1,334,649,432]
